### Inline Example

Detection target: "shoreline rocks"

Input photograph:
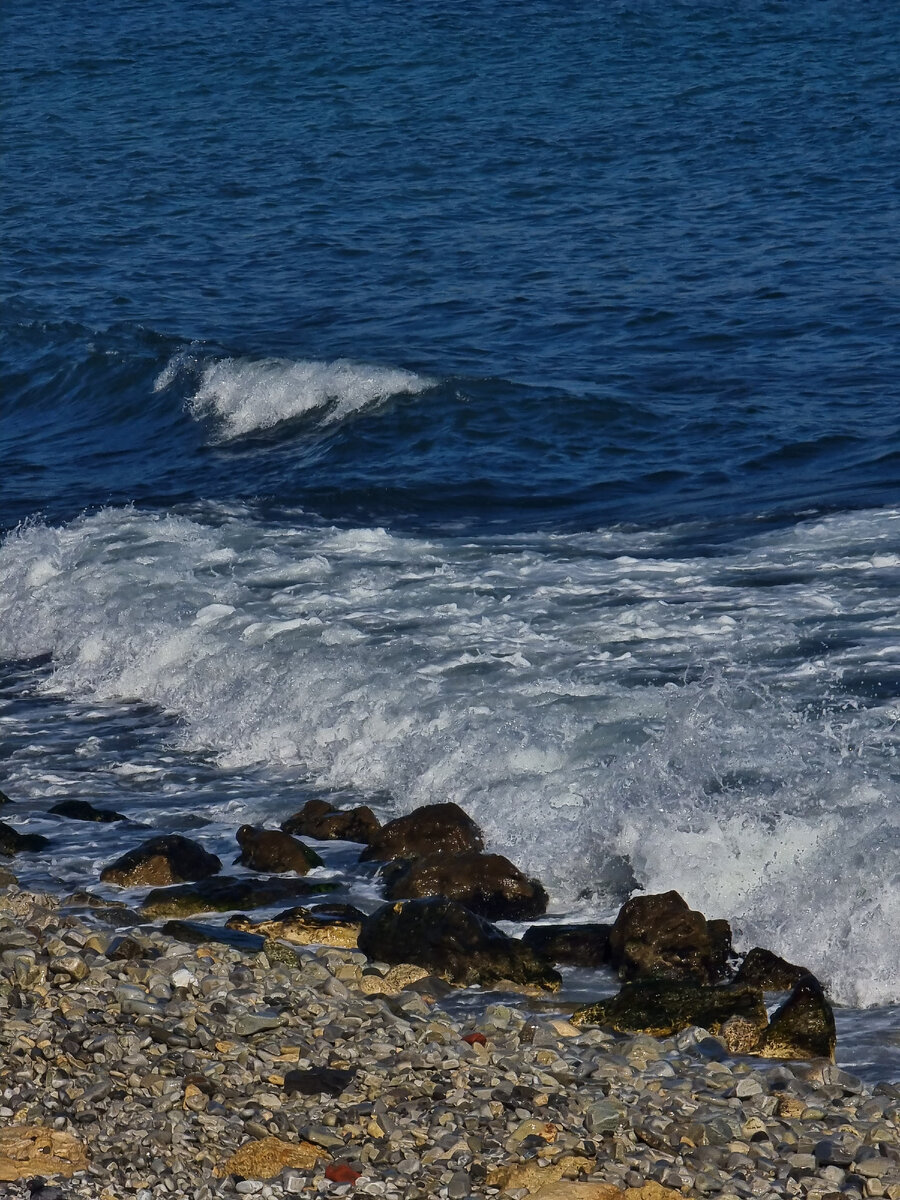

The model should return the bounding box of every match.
[382,850,550,921]
[100,834,222,887]
[235,825,324,874]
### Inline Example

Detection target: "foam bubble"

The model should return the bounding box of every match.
[155,353,432,437]
[1,504,900,1004]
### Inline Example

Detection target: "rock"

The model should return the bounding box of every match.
[100,835,222,887]
[281,798,380,844]
[0,1126,88,1182]
[139,873,338,918]
[382,851,549,920]
[0,820,50,856]
[530,1184,683,1200]
[571,979,768,1039]
[215,1137,328,1180]
[522,923,612,967]
[487,1156,592,1194]
[754,974,836,1061]
[0,866,17,888]
[358,801,483,863]
[0,788,13,804]
[226,903,362,947]
[357,897,561,990]
[49,799,127,822]
[734,946,811,991]
[283,1067,355,1097]
[607,890,729,984]
[235,825,324,874]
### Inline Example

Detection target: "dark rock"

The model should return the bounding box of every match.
[359,802,483,863]
[100,835,222,887]
[105,936,147,961]
[160,920,265,951]
[734,946,811,991]
[235,825,323,874]
[283,1067,355,1097]
[382,851,548,921]
[0,866,17,887]
[49,799,127,823]
[0,821,50,856]
[357,896,561,991]
[522,923,612,968]
[608,890,728,984]
[754,974,836,1061]
[708,918,735,979]
[571,979,768,1040]
[139,873,339,918]
[282,799,380,844]
[0,789,13,805]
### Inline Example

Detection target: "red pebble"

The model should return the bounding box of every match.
[325,1163,362,1184]
[462,1031,487,1045]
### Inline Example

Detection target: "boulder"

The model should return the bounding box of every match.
[359,802,483,863]
[226,903,363,948]
[49,799,127,823]
[139,873,338,918]
[235,825,323,874]
[571,979,768,1040]
[0,821,50,857]
[214,1136,327,1180]
[608,890,728,984]
[100,835,221,887]
[281,798,380,844]
[357,896,561,991]
[522,923,612,968]
[734,946,810,991]
[754,974,836,1061]
[0,1125,88,1182]
[382,851,548,921]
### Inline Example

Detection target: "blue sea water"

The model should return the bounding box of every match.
[2,0,899,1076]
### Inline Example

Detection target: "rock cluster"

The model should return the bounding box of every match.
[0,886,898,1200]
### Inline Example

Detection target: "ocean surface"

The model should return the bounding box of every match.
[2,0,899,1078]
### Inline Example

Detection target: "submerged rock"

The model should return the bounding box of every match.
[0,789,13,805]
[101,834,222,887]
[359,801,484,863]
[235,824,323,874]
[49,798,127,823]
[734,945,811,991]
[608,890,730,984]
[383,850,549,920]
[0,866,17,888]
[139,873,339,918]
[523,923,612,968]
[358,896,561,991]
[281,798,380,844]
[571,979,768,1039]
[226,903,363,947]
[0,820,50,856]
[754,974,836,1061]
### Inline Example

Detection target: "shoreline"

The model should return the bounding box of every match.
[1,886,898,1199]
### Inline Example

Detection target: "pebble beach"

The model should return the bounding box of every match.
[1,884,898,1200]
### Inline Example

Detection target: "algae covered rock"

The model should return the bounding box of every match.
[0,821,50,857]
[383,851,548,921]
[523,923,612,968]
[139,873,338,918]
[734,946,810,991]
[358,896,561,991]
[100,835,221,887]
[754,974,836,1061]
[235,825,323,874]
[608,890,729,984]
[359,802,484,863]
[571,979,767,1039]
[282,798,380,844]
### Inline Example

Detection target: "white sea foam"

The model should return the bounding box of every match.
[1,505,899,1005]
[155,353,432,437]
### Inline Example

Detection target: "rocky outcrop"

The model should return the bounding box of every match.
[281,798,380,844]
[734,946,810,991]
[100,835,222,887]
[571,979,768,1040]
[382,851,548,921]
[49,799,127,823]
[358,897,561,991]
[0,821,49,856]
[754,974,836,1061]
[235,825,323,874]
[359,802,484,863]
[226,903,363,948]
[607,890,730,984]
[139,874,338,918]
[522,923,612,968]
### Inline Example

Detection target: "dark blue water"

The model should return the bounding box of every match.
[2,0,900,1075]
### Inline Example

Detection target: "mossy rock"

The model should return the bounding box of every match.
[140,874,339,918]
[572,979,768,1039]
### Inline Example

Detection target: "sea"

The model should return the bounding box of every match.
[2,0,899,1081]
